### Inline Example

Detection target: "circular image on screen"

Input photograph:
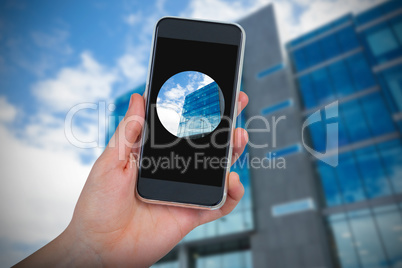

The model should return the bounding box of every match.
[156,71,224,139]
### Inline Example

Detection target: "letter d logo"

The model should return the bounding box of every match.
[302,101,338,167]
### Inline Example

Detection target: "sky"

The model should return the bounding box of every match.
[0,0,385,266]
[157,71,214,135]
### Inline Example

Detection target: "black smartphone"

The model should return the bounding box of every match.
[136,17,245,209]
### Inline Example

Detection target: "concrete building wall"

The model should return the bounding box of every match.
[238,5,333,268]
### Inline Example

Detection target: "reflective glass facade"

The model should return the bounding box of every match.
[152,261,180,268]
[195,250,252,268]
[177,82,223,138]
[288,1,402,267]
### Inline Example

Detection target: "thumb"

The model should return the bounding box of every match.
[104,93,145,167]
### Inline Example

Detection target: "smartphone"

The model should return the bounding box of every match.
[136,17,245,209]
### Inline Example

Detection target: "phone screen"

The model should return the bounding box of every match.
[139,35,239,187]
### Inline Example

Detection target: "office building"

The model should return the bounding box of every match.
[177,81,224,138]
[108,1,402,267]
[287,1,402,267]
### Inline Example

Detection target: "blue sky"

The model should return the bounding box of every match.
[0,0,384,266]
[157,71,214,135]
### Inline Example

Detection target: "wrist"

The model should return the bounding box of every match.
[56,225,102,267]
[15,225,102,267]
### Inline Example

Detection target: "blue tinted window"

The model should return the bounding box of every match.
[304,41,324,67]
[374,205,402,266]
[335,153,367,203]
[340,100,371,142]
[337,26,360,52]
[379,64,402,112]
[355,0,402,26]
[317,162,343,206]
[287,15,351,48]
[337,117,350,147]
[355,146,392,198]
[177,82,223,138]
[320,34,341,60]
[378,139,402,193]
[307,117,326,152]
[311,69,335,104]
[298,75,317,109]
[292,49,308,72]
[195,250,252,268]
[360,92,396,136]
[348,210,389,268]
[346,53,376,91]
[355,3,384,26]
[361,23,402,65]
[328,61,355,97]
[328,215,361,268]
[392,18,402,44]
[367,26,399,56]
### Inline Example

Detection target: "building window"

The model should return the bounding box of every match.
[328,214,361,268]
[335,153,367,204]
[367,27,399,57]
[317,162,343,207]
[360,22,402,65]
[378,64,402,113]
[328,205,402,268]
[373,205,402,267]
[318,138,402,207]
[346,53,376,91]
[195,250,252,268]
[328,61,355,97]
[337,25,360,52]
[354,146,393,199]
[348,209,389,268]
[151,261,179,268]
[378,139,402,194]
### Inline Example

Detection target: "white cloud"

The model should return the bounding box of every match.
[283,0,385,40]
[156,106,181,135]
[117,53,147,90]
[0,123,91,266]
[159,83,186,115]
[124,13,141,26]
[33,51,118,112]
[181,0,254,21]
[181,0,385,41]
[0,96,17,122]
[31,30,73,55]
[15,51,110,167]
[0,1,168,265]
[197,74,214,90]
[164,84,186,100]
[0,93,97,268]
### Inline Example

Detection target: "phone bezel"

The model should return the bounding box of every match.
[136,17,246,209]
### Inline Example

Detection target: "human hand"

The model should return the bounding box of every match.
[16,92,249,268]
